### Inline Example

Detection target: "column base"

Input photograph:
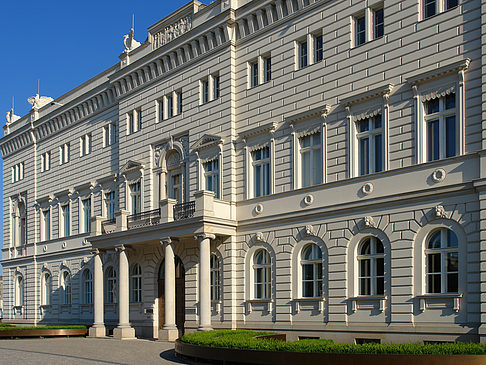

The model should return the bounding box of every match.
[197,326,213,332]
[158,326,179,342]
[113,326,135,340]
[88,325,106,338]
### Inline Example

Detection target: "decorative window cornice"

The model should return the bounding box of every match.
[406,59,470,86]
[240,121,278,141]
[354,107,382,122]
[420,85,455,102]
[191,134,223,151]
[120,160,144,174]
[287,105,331,127]
[341,84,394,108]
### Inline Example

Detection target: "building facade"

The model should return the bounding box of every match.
[1,0,486,343]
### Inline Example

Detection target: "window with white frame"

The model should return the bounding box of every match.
[425,93,457,161]
[103,123,117,147]
[252,146,270,198]
[253,249,271,299]
[201,79,209,104]
[200,74,220,104]
[82,198,91,233]
[41,272,51,306]
[162,91,183,119]
[61,271,72,305]
[169,173,181,202]
[12,162,24,182]
[176,90,183,115]
[105,267,117,304]
[156,98,164,123]
[314,34,323,63]
[353,4,384,47]
[14,201,27,246]
[298,40,308,69]
[82,269,93,305]
[423,0,458,19]
[358,237,384,296]
[213,75,221,99]
[42,209,51,241]
[105,191,116,221]
[127,109,142,135]
[41,152,51,172]
[299,132,322,188]
[210,254,221,301]
[129,182,141,215]
[15,275,24,307]
[61,204,70,237]
[167,94,174,119]
[80,133,92,157]
[130,264,142,303]
[204,159,220,199]
[250,61,259,87]
[357,114,384,175]
[59,143,70,165]
[263,56,272,83]
[426,228,458,293]
[301,244,323,298]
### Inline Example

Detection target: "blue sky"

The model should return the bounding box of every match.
[0,0,201,274]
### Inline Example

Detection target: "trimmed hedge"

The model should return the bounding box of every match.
[181,330,486,355]
[0,325,87,331]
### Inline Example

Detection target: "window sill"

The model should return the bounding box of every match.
[293,297,325,313]
[245,299,273,314]
[419,5,459,23]
[416,293,462,312]
[348,295,387,312]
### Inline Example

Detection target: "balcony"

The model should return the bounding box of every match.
[173,201,195,221]
[127,209,161,230]
[102,218,116,234]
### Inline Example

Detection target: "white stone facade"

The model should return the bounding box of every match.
[1,0,486,343]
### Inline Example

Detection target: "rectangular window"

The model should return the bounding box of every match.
[314,34,323,63]
[204,159,220,199]
[201,79,209,104]
[80,134,92,157]
[104,123,117,147]
[12,162,24,182]
[136,108,142,131]
[373,8,384,39]
[357,115,383,175]
[300,132,322,188]
[264,57,272,83]
[157,99,164,123]
[167,95,174,119]
[61,204,70,237]
[355,15,366,46]
[299,41,308,68]
[105,191,116,221]
[424,0,436,18]
[127,112,134,134]
[130,182,141,215]
[169,174,181,201]
[59,144,70,165]
[82,198,91,233]
[176,91,183,114]
[41,152,50,172]
[250,61,259,87]
[446,0,458,9]
[42,210,50,241]
[213,75,220,99]
[425,93,456,161]
[252,146,271,198]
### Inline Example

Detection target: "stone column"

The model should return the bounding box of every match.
[89,249,106,337]
[195,233,215,331]
[160,238,178,341]
[113,245,135,339]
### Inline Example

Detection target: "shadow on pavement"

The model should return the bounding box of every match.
[160,349,189,364]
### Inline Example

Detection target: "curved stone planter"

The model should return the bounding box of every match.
[0,328,88,338]
[175,340,486,365]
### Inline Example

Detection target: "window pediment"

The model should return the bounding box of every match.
[191,134,223,151]
[406,59,470,86]
[341,84,394,107]
[120,160,144,174]
[240,121,278,141]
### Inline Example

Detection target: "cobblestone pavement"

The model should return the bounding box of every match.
[0,338,189,365]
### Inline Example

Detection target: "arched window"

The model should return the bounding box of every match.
[61,271,72,305]
[41,272,51,306]
[130,264,142,303]
[15,275,24,307]
[301,243,323,298]
[253,249,271,299]
[426,228,458,293]
[82,269,93,305]
[358,237,384,296]
[210,254,221,301]
[105,267,117,304]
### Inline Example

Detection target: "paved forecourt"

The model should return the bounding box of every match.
[0,338,188,365]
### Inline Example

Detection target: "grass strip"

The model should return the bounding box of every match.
[181,330,486,355]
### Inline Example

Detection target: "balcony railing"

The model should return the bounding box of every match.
[127,209,161,229]
[102,218,117,234]
[173,201,195,221]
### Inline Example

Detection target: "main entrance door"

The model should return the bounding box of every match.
[158,256,185,337]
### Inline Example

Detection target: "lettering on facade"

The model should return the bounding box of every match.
[152,15,193,49]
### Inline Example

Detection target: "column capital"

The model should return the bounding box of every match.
[160,237,178,245]
[195,233,216,241]
[115,244,126,252]
[91,248,100,255]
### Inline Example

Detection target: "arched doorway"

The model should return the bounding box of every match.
[158,256,185,337]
